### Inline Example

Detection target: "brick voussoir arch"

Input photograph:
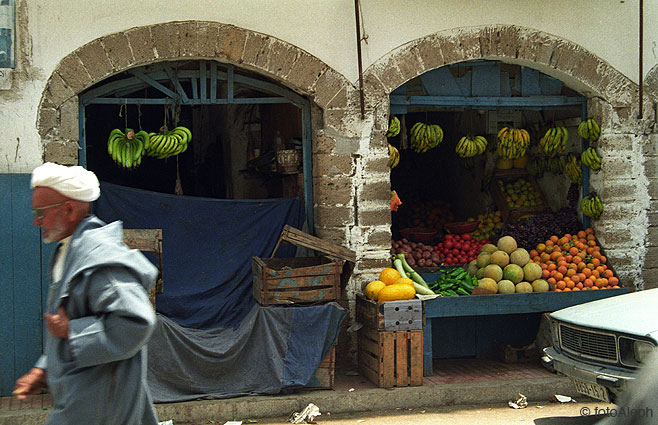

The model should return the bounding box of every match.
[37,20,355,140]
[362,25,637,109]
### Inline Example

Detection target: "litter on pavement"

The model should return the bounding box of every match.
[289,403,321,424]
[508,393,528,409]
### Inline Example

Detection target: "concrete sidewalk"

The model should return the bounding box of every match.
[0,360,580,425]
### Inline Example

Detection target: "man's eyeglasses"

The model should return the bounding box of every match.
[31,202,67,219]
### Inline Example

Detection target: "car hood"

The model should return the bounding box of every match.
[551,289,658,338]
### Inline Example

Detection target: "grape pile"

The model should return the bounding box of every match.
[491,208,580,251]
[566,183,580,208]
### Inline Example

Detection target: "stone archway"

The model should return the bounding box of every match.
[36,21,356,164]
[34,21,370,365]
[360,25,656,290]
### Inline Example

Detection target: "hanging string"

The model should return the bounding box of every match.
[163,103,169,130]
[468,108,473,136]
[124,99,128,130]
[137,104,142,131]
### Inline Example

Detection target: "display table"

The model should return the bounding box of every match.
[421,287,627,376]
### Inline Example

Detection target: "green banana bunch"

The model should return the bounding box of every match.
[546,155,564,174]
[581,146,602,171]
[386,116,401,138]
[387,143,400,168]
[456,135,488,158]
[577,118,600,142]
[409,122,443,153]
[538,126,568,157]
[527,156,545,178]
[145,125,192,159]
[564,153,582,185]
[496,127,529,159]
[107,128,150,169]
[580,193,603,220]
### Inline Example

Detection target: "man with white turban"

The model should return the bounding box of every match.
[13,162,160,425]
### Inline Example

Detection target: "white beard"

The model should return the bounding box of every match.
[42,217,68,243]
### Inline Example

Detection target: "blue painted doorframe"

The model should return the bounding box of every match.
[0,174,55,395]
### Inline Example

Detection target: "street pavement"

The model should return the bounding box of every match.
[175,400,616,425]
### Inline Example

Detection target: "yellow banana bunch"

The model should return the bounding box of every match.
[409,122,443,153]
[538,126,568,157]
[581,146,602,171]
[577,118,600,142]
[386,116,401,138]
[455,135,488,158]
[564,153,582,185]
[145,125,192,159]
[107,128,150,169]
[387,143,400,168]
[496,127,529,159]
[580,193,603,219]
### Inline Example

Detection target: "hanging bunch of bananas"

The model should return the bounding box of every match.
[455,135,488,158]
[527,156,545,178]
[107,128,150,169]
[386,116,401,138]
[496,127,530,159]
[577,118,600,142]
[547,155,567,174]
[581,146,602,171]
[580,193,603,219]
[409,122,444,153]
[538,126,568,157]
[564,153,582,185]
[459,156,475,170]
[145,125,192,159]
[387,143,400,169]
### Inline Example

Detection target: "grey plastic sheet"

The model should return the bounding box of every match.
[147,302,346,402]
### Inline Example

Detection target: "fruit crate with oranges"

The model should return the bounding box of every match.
[490,171,548,223]
[356,292,423,331]
[528,228,622,291]
[357,326,423,388]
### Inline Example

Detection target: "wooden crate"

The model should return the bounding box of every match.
[355,293,423,331]
[490,171,548,223]
[358,327,423,388]
[252,256,342,305]
[305,346,336,389]
[123,229,163,309]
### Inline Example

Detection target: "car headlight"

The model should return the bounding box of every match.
[634,341,655,364]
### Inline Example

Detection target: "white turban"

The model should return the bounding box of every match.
[30,162,100,202]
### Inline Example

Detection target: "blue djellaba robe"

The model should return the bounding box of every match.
[34,216,159,425]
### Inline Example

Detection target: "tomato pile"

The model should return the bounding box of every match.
[434,233,490,265]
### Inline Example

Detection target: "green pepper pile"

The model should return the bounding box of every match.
[429,267,478,296]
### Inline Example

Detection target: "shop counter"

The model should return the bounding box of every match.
[421,287,627,376]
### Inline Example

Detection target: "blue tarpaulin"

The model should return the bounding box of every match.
[93,183,346,400]
[94,182,304,329]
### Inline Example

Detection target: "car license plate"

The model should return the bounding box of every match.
[572,377,610,402]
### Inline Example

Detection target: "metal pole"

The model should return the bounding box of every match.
[639,0,643,118]
[354,0,365,119]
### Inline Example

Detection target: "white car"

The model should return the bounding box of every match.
[541,289,658,403]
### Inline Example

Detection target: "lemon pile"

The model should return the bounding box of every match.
[365,268,416,301]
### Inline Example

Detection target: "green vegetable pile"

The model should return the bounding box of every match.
[429,267,478,296]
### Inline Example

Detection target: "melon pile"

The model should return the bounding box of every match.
[467,235,549,294]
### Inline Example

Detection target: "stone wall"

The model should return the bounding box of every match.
[37,22,658,365]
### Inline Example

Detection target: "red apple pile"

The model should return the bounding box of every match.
[434,233,490,265]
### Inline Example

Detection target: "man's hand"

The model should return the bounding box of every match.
[13,368,46,400]
[44,306,69,339]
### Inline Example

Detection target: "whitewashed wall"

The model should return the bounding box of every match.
[0,0,656,172]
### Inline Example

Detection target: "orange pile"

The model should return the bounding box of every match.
[529,228,620,292]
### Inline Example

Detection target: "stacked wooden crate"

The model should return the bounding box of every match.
[252,225,356,389]
[356,293,424,388]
